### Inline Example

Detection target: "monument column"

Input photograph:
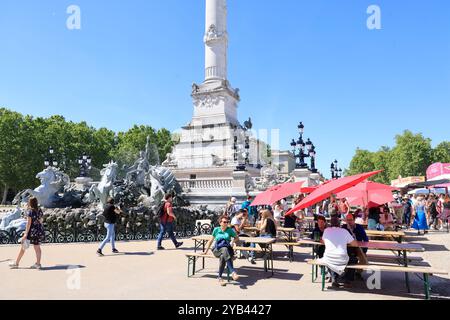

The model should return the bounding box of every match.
[204,0,228,82]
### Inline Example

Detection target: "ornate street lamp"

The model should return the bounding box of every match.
[44,146,58,168]
[330,159,342,179]
[78,152,92,177]
[291,122,317,170]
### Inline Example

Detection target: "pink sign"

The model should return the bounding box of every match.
[427,163,450,180]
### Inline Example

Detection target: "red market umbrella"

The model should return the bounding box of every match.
[336,181,396,208]
[285,170,382,215]
[251,181,307,206]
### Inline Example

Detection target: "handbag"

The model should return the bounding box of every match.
[21,238,30,250]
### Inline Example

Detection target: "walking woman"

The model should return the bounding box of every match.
[411,195,429,235]
[9,197,45,269]
[97,197,122,256]
[202,215,240,286]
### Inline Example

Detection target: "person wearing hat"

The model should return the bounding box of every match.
[319,215,359,289]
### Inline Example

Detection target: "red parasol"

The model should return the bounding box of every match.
[251,181,308,206]
[285,170,382,215]
[336,181,397,208]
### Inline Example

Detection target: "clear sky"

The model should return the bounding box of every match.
[1,0,449,178]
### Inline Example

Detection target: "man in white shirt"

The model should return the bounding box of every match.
[320,216,359,289]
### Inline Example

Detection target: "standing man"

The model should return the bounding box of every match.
[403,196,412,228]
[157,194,183,250]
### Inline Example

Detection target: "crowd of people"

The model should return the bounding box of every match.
[8,191,449,290]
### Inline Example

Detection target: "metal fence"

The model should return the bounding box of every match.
[0,221,214,245]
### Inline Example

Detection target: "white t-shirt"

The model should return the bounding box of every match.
[230,216,242,228]
[322,227,355,257]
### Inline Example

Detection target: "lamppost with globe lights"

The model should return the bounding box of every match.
[44,146,58,168]
[290,122,317,172]
[78,153,92,177]
[330,160,343,179]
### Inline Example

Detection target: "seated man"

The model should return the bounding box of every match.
[320,215,359,289]
[310,215,327,258]
[342,213,369,282]
[230,209,255,264]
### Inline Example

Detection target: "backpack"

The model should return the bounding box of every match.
[158,202,166,219]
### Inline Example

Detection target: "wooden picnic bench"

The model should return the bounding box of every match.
[297,239,425,293]
[188,235,275,278]
[306,259,447,300]
[185,252,232,280]
[365,230,406,243]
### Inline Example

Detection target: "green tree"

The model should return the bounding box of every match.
[432,141,450,163]
[346,149,376,177]
[371,146,391,184]
[389,130,433,180]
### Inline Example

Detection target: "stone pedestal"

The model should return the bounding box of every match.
[232,170,248,196]
[292,168,311,183]
[292,169,322,187]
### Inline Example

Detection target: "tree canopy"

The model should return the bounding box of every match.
[0,108,174,203]
[346,130,449,184]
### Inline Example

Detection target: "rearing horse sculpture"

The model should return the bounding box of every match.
[13,167,69,208]
[89,161,118,209]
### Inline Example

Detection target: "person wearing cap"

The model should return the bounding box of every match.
[319,215,359,289]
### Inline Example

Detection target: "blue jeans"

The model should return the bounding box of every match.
[99,223,116,250]
[157,222,178,247]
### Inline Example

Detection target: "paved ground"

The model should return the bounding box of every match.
[1,230,449,300]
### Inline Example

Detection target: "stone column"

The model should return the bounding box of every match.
[204,0,228,81]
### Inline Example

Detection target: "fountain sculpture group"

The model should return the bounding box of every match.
[0,139,219,244]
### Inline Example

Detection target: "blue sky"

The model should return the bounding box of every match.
[1,0,449,178]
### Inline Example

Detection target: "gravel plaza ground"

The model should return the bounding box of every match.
[1,230,449,300]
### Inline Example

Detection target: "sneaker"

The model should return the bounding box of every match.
[219,278,226,287]
[97,249,104,256]
[112,249,119,253]
[157,246,165,250]
[9,262,18,269]
[247,257,256,264]
[231,272,240,281]
[30,263,41,270]
[175,242,183,249]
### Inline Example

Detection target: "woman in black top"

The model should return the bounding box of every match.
[248,209,277,260]
[97,198,122,256]
[259,209,277,238]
